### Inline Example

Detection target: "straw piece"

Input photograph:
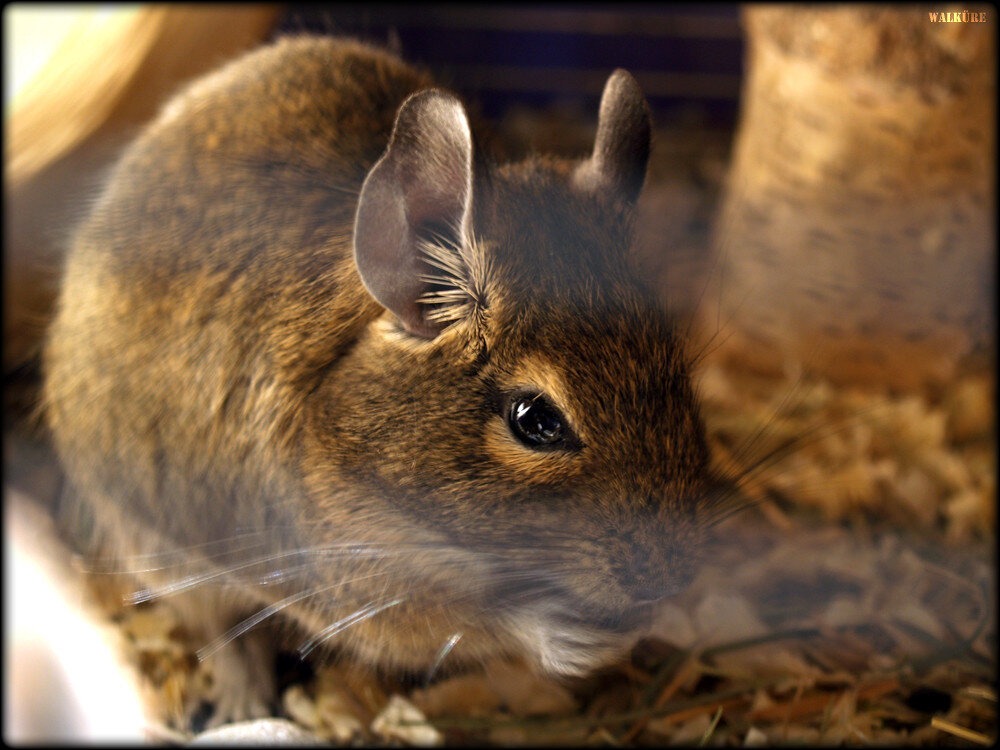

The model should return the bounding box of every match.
[930,717,993,746]
[747,679,899,723]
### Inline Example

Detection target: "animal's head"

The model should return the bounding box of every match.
[303,70,712,675]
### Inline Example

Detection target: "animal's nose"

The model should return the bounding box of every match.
[623,573,685,604]
[618,544,693,604]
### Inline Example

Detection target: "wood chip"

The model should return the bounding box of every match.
[371,695,443,747]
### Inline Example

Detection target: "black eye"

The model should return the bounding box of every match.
[508,393,568,449]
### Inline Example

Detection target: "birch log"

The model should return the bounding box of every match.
[702,5,994,389]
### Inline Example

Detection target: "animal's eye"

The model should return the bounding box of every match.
[507,393,569,449]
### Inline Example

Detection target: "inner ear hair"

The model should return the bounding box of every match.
[416,225,489,328]
[353,89,476,338]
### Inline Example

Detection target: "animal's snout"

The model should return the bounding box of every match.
[613,529,696,604]
[619,552,690,603]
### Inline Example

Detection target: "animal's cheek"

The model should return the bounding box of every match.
[481,416,584,485]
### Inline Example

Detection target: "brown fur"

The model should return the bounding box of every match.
[42,35,712,718]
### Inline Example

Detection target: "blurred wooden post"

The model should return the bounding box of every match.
[701,6,994,389]
[4,5,280,386]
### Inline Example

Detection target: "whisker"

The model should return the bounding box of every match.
[685,172,744,343]
[726,373,814,470]
[703,443,895,529]
[124,551,310,605]
[79,534,408,576]
[702,388,896,527]
[687,321,739,369]
[704,496,758,528]
[196,569,392,661]
[122,545,404,604]
[424,632,464,686]
[705,369,818,487]
[727,397,893,490]
[297,597,407,658]
[77,533,271,574]
[197,585,336,661]
[248,562,317,586]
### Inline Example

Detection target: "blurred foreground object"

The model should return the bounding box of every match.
[189,718,321,745]
[4,489,150,743]
[703,5,995,389]
[4,4,279,403]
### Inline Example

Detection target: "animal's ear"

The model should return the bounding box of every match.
[354,90,473,339]
[574,69,651,204]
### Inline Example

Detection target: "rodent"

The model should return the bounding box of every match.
[41,35,713,722]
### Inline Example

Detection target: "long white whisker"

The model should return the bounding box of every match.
[424,632,463,686]
[196,585,339,661]
[123,546,396,604]
[86,538,404,577]
[79,534,270,574]
[124,550,310,604]
[247,562,318,586]
[194,568,392,661]
[297,597,407,658]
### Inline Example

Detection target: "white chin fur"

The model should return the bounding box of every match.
[511,608,639,677]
